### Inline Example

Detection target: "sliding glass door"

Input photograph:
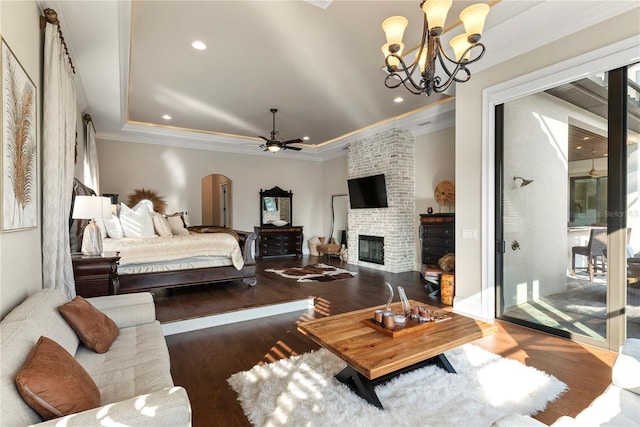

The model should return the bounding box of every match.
[625,63,640,340]
[496,62,639,346]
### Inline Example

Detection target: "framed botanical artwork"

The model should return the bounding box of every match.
[2,37,37,232]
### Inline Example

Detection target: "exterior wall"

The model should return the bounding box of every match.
[0,0,44,318]
[347,129,415,273]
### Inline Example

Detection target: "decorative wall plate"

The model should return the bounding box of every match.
[434,180,455,207]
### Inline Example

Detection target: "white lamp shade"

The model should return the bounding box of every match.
[450,33,472,61]
[422,0,453,32]
[382,42,405,68]
[381,16,408,45]
[72,196,111,220]
[414,47,428,72]
[460,3,490,38]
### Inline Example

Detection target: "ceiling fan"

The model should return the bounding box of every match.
[259,108,303,153]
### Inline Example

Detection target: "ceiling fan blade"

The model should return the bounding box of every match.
[259,136,270,141]
[284,145,302,151]
[283,138,303,144]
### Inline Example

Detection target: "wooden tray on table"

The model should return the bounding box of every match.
[362,312,450,338]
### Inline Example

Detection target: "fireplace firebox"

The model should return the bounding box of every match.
[358,235,384,265]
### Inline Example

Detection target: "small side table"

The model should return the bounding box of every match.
[71,252,120,297]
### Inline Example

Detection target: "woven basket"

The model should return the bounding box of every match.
[317,243,341,254]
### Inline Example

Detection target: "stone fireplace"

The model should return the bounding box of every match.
[347,129,415,273]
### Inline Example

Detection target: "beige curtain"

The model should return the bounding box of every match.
[83,120,99,194]
[41,22,77,298]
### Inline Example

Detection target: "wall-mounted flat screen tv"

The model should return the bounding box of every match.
[347,174,388,209]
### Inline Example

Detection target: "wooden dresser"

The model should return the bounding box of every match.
[71,252,120,297]
[419,213,455,265]
[254,226,303,259]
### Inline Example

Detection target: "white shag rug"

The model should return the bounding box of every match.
[227,344,567,427]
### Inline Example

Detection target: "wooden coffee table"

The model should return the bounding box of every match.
[296,300,498,409]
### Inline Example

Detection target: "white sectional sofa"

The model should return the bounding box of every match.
[0,288,191,426]
[493,338,640,426]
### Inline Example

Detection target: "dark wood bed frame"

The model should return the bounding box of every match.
[116,230,257,294]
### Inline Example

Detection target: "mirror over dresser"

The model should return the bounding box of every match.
[255,187,303,259]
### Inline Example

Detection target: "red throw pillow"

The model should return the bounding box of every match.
[58,296,119,353]
[15,336,101,420]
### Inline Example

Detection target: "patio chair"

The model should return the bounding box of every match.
[572,227,607,281]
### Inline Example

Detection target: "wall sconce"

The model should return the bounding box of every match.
[513,176,534,187]
[72,196,112,255]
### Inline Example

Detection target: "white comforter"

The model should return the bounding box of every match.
[102,232,244,270]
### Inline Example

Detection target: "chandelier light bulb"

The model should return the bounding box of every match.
[450,33,472,62]
[268,145,281,153]
[422,0,453,35]
[460,3,490,43]
[382,16,408,45]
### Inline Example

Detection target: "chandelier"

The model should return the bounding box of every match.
[381,0,490,96]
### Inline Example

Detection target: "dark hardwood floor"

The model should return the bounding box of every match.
[160,256,617,427]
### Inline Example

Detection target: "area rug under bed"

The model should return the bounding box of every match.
[227,344,567,426]
[265,263,356,282]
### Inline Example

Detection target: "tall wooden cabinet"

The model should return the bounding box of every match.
[254,226,304,259]
[419,213,455,265]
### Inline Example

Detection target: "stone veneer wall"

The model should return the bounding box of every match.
[347,129,415,273]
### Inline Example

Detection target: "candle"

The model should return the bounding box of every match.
[383,312,395,329]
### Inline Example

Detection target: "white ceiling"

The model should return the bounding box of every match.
[43,0,638,161]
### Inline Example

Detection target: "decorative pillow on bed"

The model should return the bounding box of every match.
[120,202,156,238]
[153,212,173,237]
[166,212,189,235]
[103,216,124,239]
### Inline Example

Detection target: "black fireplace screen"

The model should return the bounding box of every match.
[358,235,384,265]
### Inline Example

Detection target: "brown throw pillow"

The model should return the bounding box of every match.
[58,296,119,353]
[15,336,101,420]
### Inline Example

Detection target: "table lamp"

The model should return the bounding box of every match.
[72,196,112,255]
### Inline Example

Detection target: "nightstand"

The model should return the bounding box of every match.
[71,252,120,297]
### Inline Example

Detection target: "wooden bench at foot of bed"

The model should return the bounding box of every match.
[116,230,257,294]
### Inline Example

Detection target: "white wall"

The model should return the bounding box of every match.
[0,0,44,318]
[321,155,348,245]
[414,127,455,269]
[454,9,640,318]
[97,139,326,252]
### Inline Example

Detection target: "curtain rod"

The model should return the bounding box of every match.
[39,8,76,74]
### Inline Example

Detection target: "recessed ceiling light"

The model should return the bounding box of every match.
[394,96,404,103]
[162,114,172,120]
[604,153,608,157]
[576,145,582,149]
[303,136,310,141]
[583,136,590,140]
[192,41,207,50]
